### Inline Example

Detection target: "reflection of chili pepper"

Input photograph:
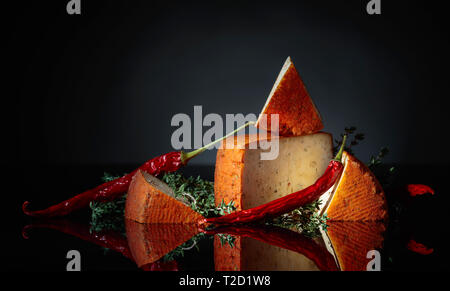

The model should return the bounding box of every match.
[22,219,133,260]
[203,224,338,271]
[201,136,347,226]
[141,260,179,271]
[22,219,179,271]
[407,239,434,255]
[407,184,435,197]
[23,122,254,217]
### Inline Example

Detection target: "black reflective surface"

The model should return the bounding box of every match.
[1,165,448,271]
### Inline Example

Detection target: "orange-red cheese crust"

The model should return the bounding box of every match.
[256,57,323,136]
[326,152,388,221]
[125,219,199,267]
[326,221,386,271]
[125,170,204,224]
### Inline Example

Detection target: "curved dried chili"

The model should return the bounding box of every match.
[23,122,254,217]
[406,239,434,255]
[407,184,435,197]
[201,135,347,226]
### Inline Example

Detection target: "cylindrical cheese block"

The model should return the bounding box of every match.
[214,132,333,210]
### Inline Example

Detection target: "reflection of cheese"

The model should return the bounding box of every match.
[256,56,323,136]
[125,220,199,267]
[320,222,386,271]
[214,133,333,210]
[213,222,385,271]
[318,151,388,221]
[213,225,337,271]
[214,236,320,271]
[125,170,203,223]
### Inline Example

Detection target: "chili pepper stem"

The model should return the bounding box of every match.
[180,121,255,164]
[333,134,347,162]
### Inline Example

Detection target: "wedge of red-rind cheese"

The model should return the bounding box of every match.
[319,151,388,221]
[320,221,386,271]
[256,56,323,136]
[125,219,199,267]
[124,170,204,224]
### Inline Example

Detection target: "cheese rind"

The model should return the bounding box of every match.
[125,219,199,267]
[319,152,388,221]
[125,170,204,224]
[214,133,333,210]
[322,221,386,271]
[256,56,323,136]
[214,236,242,271]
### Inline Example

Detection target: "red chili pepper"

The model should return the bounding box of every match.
[406,239,434,255]
[22,152,183,217]
[201,135,347,226]
[203,224,338,271]
[23,122,254,217]
[407,184,435,197]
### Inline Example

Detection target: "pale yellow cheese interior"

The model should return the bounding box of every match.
[242,133,333,209]
[241,237,320,271]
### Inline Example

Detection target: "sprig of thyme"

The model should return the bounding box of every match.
[162,232,208,262]
[217,233,236,248]
[90,196,127,233]
[273,126,396,238]
[368,147,397,188]
[89,172,233,233]
[333,126,365,155]
[90,173,126,233]
[100,172,122,183]
[90,127,395,250]
[161,172,235,217]
[90,172,220,260]
[270,200,329,238]
[368,147,389,169]
[334,127,397,189]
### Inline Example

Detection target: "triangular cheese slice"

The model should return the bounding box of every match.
[255,56,323,136]
[319,151,388,221]
[320,221,386,271]
[125,170,204,224]
[125,219,199,267]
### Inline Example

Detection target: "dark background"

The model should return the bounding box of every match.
[1,0,449,272]
[3,0,450,167]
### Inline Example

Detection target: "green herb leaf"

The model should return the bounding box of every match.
[334,126,365,155]
[269,199,329,238]
[161,172,235,218]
